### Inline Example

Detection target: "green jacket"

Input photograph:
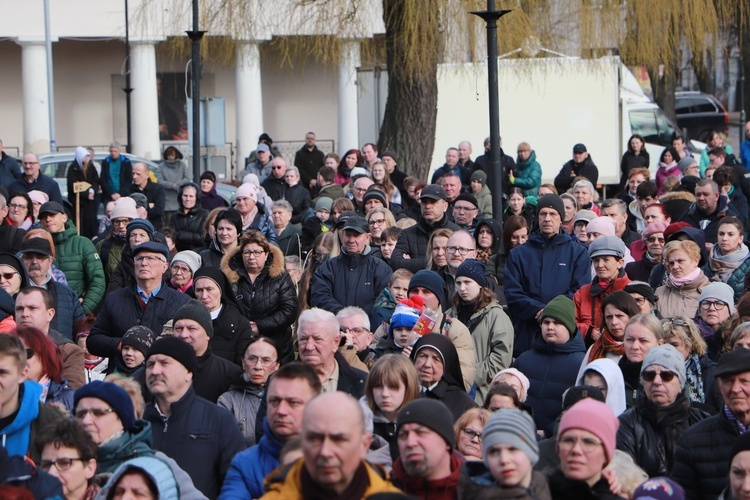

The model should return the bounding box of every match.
[52,220,106,313]
[702,256,750,304]
[513,150,542,198]
[475,184,493,218]
[96,235,126,277]
[97,420,154,473]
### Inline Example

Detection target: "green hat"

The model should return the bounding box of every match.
[541,295,576,336]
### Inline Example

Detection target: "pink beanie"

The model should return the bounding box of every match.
[558,398,619,463]
[585,217,616,237]
[643,221,669,239]
[491,368,530,402]
[235,182,257,202]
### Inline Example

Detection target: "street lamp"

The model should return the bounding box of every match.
[471,0,511,223]
[187,0,206,181]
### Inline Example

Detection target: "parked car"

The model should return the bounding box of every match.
[675,91,729,143]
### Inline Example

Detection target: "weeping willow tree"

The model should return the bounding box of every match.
[135,0,748,179]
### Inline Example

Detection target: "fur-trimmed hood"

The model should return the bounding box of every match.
[659,190,696,203]
[220,236,285,284]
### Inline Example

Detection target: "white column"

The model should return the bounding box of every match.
[130,41,161,160]
[18,40,51,154]
[236,40,264,171]
[337,40,361,155]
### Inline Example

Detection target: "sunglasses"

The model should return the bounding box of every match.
[0,272,18,281]
[642,370,677,382]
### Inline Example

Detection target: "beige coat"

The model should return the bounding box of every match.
[371,309,476,392]
[655,272,710,319]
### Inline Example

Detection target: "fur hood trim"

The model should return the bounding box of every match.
[659,190,695,203]
[220,236,285,284]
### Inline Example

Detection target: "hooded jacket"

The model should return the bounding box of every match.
[171,183,209,251]
[574,272,631,345]
[243,202,278,247]
[220,418,285,500]
[96,419,155,473]
[222,243,297,360]
[0,445,63,500]
[156,156,191,212]
[504,230,591,357]
[445,301,514,404]
[67,154,101,238]
[678,193,740,244]
[390,212,462,273]
[513,150,543,198]
[310,243,393,321]
[411,333,477,420]
[474,218,503,258]
[51,220,106,313]
[576,358,627,416]
[515,329,587,436]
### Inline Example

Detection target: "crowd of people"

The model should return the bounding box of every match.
[1,125,750,499]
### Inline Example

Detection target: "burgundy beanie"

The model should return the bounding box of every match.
[558,398,619,463]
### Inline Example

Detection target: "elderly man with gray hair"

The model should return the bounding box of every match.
[271,199,301,256]
[283,165,311,224]
[101,141,133,203]
[336,306,376,373]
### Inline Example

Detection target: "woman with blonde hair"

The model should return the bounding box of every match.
[454,407,492,462]
[366,206,396,248]
[655,240,710,319]
[425,227,453,271]
[364,354,420,460]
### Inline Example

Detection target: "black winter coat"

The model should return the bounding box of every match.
[87,284,191,362]
[0,220,25,254]
[171,204,208,251]
[222,243,297,361]
[390,213,461,272]
[211,302,254,365]
[619,150,650,190]
[199,238,226,269]
[285,183,311,225]
[261,175,286,201]
[294,145,325,189]
[554,156,599,193]
[193,348,243,403]
[616,396,711,477]
[546,469,620,499]
[122,180,166,231]
[144,387,245,499]
[66,160,101,239]
[672,409,741,499]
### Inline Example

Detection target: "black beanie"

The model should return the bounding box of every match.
[397,399,455,449]
[408,270,448,309]
[536,194,565,219]
[173,299,214,338]
[146,336,198,373]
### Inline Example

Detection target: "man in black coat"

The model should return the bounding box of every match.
[381,149,408,200]
[87,242,190,365]
[283,166,311,225]
[390,184,461,273]
[554,143,599,193]
[294,131,326,191]
[672,348,750,499]
[172,299,242,403]
[261,156,287,201]
[100,142,133,203]
[0,140,21,189]
[144,336,244,499]
[122,162,166,231]
[677,179,740,244]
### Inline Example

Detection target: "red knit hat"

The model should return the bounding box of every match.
[558,398,619,463]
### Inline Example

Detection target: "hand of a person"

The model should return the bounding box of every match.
[112,193,121,201]
[402,254,411,259]
[602,468,623,497]
[402,345,413,358]
[250,322,259,336]
[535,309,544,321]
[309,179,317,189]
[591,328,602,341]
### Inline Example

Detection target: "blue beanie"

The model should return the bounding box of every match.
[389,299,422,335]
[455,259,487,288]
[74,381,136,432]
[408,270,448,308]
[126,219,155,242]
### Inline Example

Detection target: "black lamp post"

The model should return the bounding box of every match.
[471,0,511,223]
[124,0,132,153]
[187,0,206,182]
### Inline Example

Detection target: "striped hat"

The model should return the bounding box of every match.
[482,408,539,466]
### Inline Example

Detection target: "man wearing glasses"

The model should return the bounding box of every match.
[451,193,480,232]
[439,230,477,299]
[261,156,289,201]
[336,306,376,373]
[95,196,139,277]
[87,241,190,366]
[9,152,63,204]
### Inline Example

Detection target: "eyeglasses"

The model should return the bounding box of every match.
[171,265,191,274]
[646,236,665,243]
[22,253,49,262]
[9,203,28,210]
[462,428,482,441]
[40,458,85,472]
[701,300,727,311]
[244,355,278,367]
[368,219,386,226]
[242,249,266,257]
[558,435,603,453]
[75,407,115,419]
[112,218,131,227]
[134,255,166,264]
[353,187,368,193]
[446,246,475,256]
[22,161,39,166]
[453,205,477,213]
[642,370,677,383]
[0,272,18,281]
[661,318,691,328]
[340,326,369,336]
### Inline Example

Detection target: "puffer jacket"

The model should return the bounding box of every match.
[220,418,284,500]
[262,457,401,500]
[243,202,278,247]
[217,378,265,447]
[51,220,106,313]
[574,272,631,346]
[211,301,254,365]
[703,253,750,303]
[672,410,741,499]
[616,397,711,478]
[193,348,243,404]
[654,272,710,319]
[222,243,297,360]
[144,386,245,499]
[87,284,191,362]
[156,158,191,212]
[459,461,551,500]
[515,332,586,436]
[45,378,73,411]
[445,301,513,404]
[199,237,227,269]
[310,244,393,319]
[504,230,591,357]
[475,183,493,218]
[390,213,461,272]
[171,183,209,251]
[513,150,543,198]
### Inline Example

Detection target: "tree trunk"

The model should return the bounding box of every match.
[377,0,441,181]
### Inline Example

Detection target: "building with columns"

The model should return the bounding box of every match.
[0,0,384,178]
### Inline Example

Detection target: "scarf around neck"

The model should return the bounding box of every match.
[669,267,702,287]
[709,243,749,282]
